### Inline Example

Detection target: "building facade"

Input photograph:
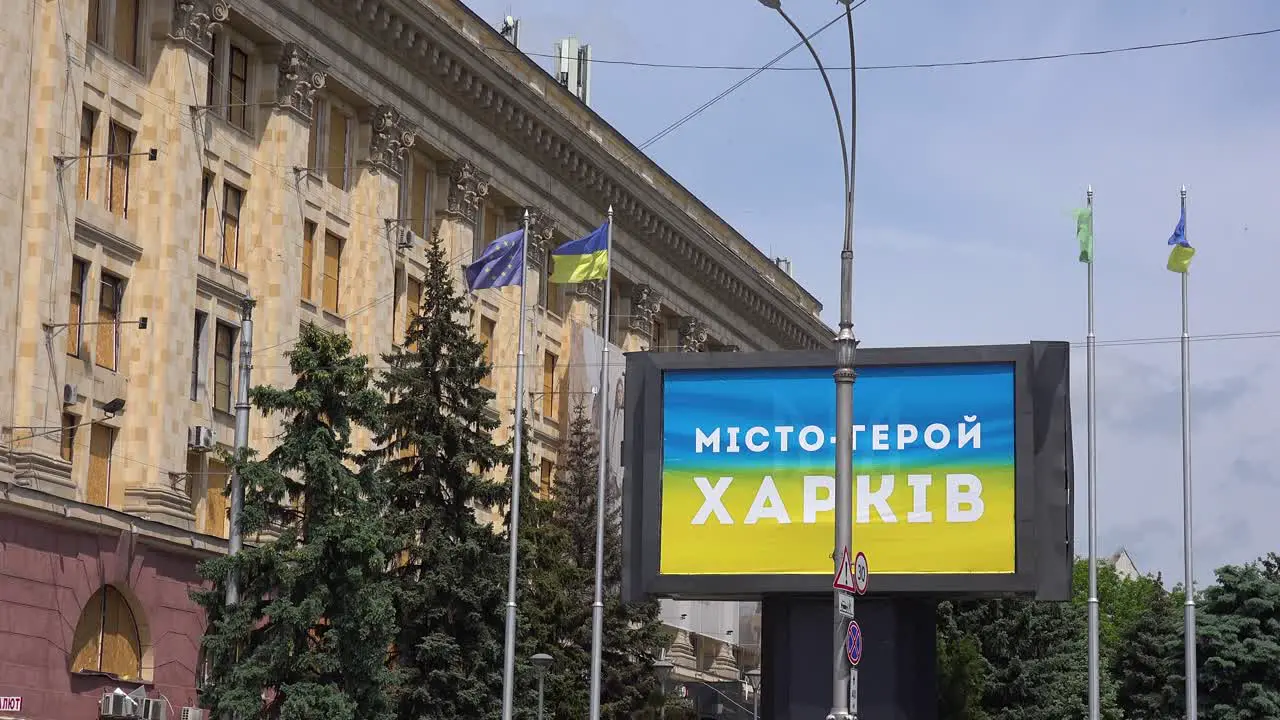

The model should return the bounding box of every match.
[0,0,831,717]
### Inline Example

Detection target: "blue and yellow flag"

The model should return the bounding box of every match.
[550,221,609,283]
[1166,207,1195,274]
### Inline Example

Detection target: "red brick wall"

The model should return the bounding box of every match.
[0,511,210,720]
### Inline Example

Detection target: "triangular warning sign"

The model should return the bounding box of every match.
[833,548,857,592]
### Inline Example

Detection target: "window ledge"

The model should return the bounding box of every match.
[213,408,235,422]
[321,310,346,327]
[300,299,317,312]
[75,218,143,262]
[71,669,152,687]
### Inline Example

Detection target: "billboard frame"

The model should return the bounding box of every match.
[621,342,1074,602]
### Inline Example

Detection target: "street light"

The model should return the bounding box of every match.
[653,657,674,720]
[531,653,553,720]
[754,1,859,719]
[745,667,762,720]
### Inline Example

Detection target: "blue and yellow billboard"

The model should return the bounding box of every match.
[621,344,1074,600]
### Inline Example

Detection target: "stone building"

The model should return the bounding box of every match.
[0,0,831,717]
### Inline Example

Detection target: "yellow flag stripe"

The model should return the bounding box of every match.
[550,250,609,283]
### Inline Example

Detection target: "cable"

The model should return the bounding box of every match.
[488,25,1280,73]
[638,3,867,151]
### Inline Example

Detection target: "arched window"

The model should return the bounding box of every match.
[69,585,143,680]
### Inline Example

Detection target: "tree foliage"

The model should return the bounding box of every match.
[194,324,396,720]
[1199,560,1280,719]
[373,232,509,720]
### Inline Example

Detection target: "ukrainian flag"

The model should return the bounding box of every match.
[550,221,610,283]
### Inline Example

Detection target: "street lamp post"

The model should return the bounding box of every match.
[654,658,674,720]
[746,667,762,720]
[754,1,858,719]
[531,653,554,720]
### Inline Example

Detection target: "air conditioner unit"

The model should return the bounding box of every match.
[397,228,419,251]
[180,708,206,720]
[63,383,79,405]
[99,690,136,718]
[187,426,215,452]
[141,698,167,720]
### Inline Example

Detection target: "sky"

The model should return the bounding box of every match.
[465,0,1280,588]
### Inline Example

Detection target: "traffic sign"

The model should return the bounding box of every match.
[833,548,857,593]
[853,551,870,595]
[845,620,862,666]
[838,592,856,619]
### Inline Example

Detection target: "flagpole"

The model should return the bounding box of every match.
[1085,185,1100,720]
[1179,185,1197,720]
[500,210,532,720]
[587,207,615,720]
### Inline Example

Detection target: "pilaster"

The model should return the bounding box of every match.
[679,316,708,353]
[624,283,661,352]
[275,42,327,121]
[168,0,230,52]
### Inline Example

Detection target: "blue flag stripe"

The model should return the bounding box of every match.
[551,222,609,255]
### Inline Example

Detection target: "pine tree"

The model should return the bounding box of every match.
[193,323,396,720]
[373,232,508,720]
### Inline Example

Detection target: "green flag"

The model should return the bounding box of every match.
[1075,207,1094,263]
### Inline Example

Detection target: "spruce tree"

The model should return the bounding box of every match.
[373,231,508,720]
[193,323,396,720]
[1199,561,1280,720]
[1112,577,1182,720]
[516,405,666,718]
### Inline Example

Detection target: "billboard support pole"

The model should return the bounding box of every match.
[587,207,615,720]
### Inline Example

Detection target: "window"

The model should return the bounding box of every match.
[322,232,343,314]
[79,108,97,201]
[402,277,422,346]
[539,457,554,497]
[307,104,322,170]
[325,104,351,190]
[205,32,218,107]
[301,221,315,301]
[206,458,228,537]
[541,247,565,316]
[213,322,235,413]
[96,272,122,371]
[87,424,114,506]
[542,351,557,419]
[221,183,243,268]
[191,311,206,400]
[67,258,88,356]
[86,0,141,68]
[199,172,215,256]
[61,413,78,463]
[479,316,495,389]
[206,36,253,131]
[407,156,431,238]
[106,122,133,218]
[227,44,249,130]
[69,585,142,680]
[475,202,500,260]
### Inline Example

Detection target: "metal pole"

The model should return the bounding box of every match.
[537,675,545,720]
[500,212,533,720]
[753,689,759,720]
[765,7,856,718]
[225,295,255,607]
[1179,186,1197,720]
[1085,187,1099,720]
[587,208,615,720]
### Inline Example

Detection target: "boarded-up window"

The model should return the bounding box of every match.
[408,157,431,238]
[61,413,78,463]
[322,232,342,314]
[86,0,102,46]
[205,32,218,107]
[541,246,566,316]
[403,277,422,346]
[200,172,215,256]
[79,108,96,201]
[475,202,500,260]
[227,44,249,129]
[191,311,206,400]
[95,272,122,371]
[68,258,88,356]
[185,451,201,510]
[206,458,229,537]
[539,457,554,497]
[106,122,132,218]
[87,424,114,506]
[69,585,142,680]
[479,316,495,389]
[221,183,243,268]
[112,0,140,67]
[301,221,316,301]
[542,352,557,419]
[326,106,349,190]
[307,101,323,170]
[213,322,235,413]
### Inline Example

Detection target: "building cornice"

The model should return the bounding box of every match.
[302,0,830,351]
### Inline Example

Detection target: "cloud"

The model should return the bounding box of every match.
[1093,355,1252,437]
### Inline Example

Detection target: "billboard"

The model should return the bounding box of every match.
[621,343,1073,600]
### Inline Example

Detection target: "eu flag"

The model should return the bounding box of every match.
[466,228,525,290]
